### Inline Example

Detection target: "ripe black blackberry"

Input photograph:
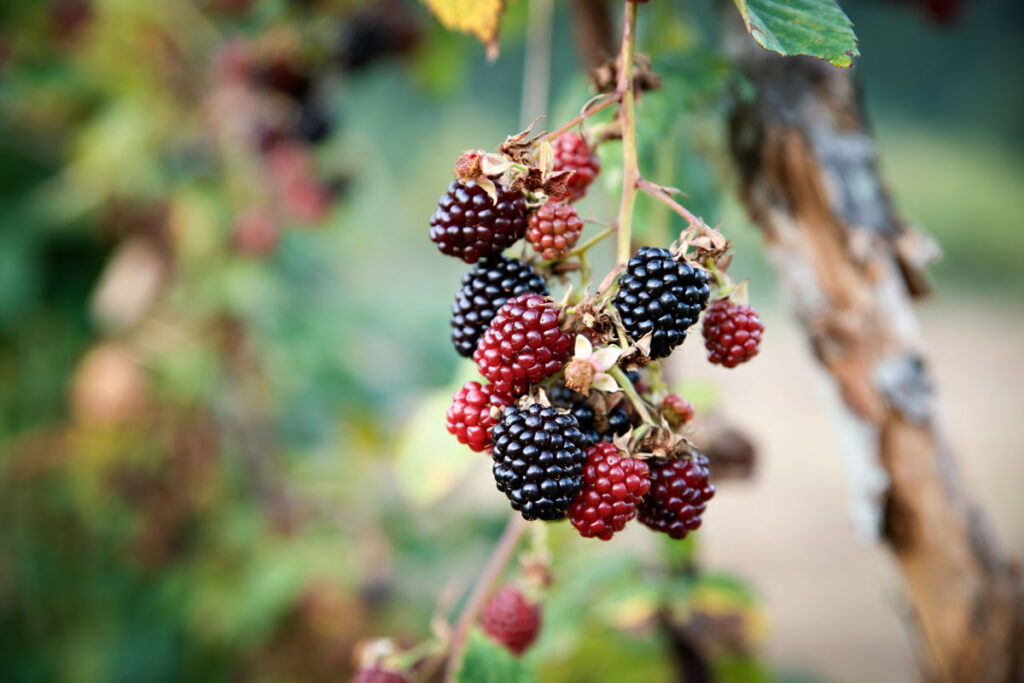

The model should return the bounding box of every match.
[429,181,528,263]
[450,255,547,358]
[613,247,710,359]
[491,404,586,521]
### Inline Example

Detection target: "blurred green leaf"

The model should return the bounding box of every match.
[457,628,536,683]
[732,0,859,68]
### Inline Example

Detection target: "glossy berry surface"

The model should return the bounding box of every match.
[474,294,573,397]
[569,443,650,540]
[480,585,541,656]
[552,133,600,202]
[702,299,764,368]
[450,255,547,358]
[526,202,584,260]
[351,665,406,683]
[491,404,585,521]
[445,381,514,452]
[429,180,528,263]
[638,454,715,540]
[612,247,710,359]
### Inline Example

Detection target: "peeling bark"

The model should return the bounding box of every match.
[723,20,1024,683]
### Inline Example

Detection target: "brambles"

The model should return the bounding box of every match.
[446,381,513,453]
[639,454,715,540]
[480,585,542,656]
[491,404,586,521]
[703,299,764,368]
[613,246,710,359]
[551,133,601,202]
[569,443,650,540]
[526,201,584,260]
[451,255,548,358]
[429,181,528,263]
[473,293,573,397]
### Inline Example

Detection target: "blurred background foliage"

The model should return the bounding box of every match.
[0,0,1020,681]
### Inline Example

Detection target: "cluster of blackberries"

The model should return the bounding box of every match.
[428,133,759,544]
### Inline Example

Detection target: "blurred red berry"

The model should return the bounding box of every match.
[480,585,541,656]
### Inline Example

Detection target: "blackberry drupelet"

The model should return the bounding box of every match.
[491,404,586,521]
[474,293,573,396]
[480,585,542,656]
[429,181,528,263]
[569,443,650,540]
[352,666,406,683]
[612,247,710,359]
[450,255,547,358]
[638,454,715,540]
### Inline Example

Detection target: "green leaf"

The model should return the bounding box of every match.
[456,629,536,683]
[732,0,859,68]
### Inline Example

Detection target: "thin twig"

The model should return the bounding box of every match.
[542,93,620,143]
[539,224,617,267]
[610,365,655,425]
[444,513,529,682]
[615,1,640,265]
[637,177,701,229]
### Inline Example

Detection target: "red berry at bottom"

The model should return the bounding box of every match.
[569,443,650,540]
[480,585,541,656]
[351,665,406,683]
[445,381,513,452]
[702,299,764,368]
[638,454,714,540]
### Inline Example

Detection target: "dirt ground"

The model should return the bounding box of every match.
[682,301,1024,683]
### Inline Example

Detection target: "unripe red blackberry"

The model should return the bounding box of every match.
[702,299,764,368]
[451,255,548,358]
[612,247,710,359]
[663,392,695,423]
[552,133,600,202]
[429,181,528,263]
[446,381,514,452]
[569,443,650,540]
[352,665,406,683]
[526,202,583,260]
[473,294,573,397]
[638,454,715,540]
[480,585,541,656]
[491,404,586,521]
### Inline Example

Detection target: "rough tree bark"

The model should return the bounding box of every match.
[723,18,1024,683]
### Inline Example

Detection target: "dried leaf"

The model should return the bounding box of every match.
[421,0,505,58]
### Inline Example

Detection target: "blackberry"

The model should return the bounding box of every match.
[638,454,715,540]
[429,181,528,263]
[474,294,573,396]
[552,133,600,202]
[480,585,542,656]
[569,443,650,540]
[450,255,547,358]
[569,401,602,445]
[612,247,710,359]
[526,202,583,260]
[491,404,586,521]
[446,381,514,452]
[603,407,631,439]
[703,299,764,368]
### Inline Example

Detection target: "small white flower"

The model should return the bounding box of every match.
[565,336,622,394]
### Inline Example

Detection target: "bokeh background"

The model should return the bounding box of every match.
[0,0,1021,681]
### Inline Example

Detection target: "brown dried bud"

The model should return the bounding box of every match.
[564,358,596,395]
[454,150,484,183]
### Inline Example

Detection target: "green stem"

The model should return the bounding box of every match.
[541,94,620,143]
[615,1,640,265]
[610,365,655,425]
[539,225,616,267]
